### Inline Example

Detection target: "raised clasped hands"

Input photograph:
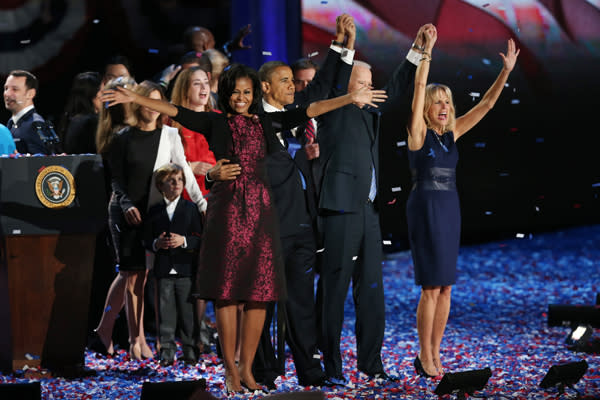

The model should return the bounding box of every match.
[422,24,437,52]
[351,87,387,108]
[414,23,436,52]
[500,38,520,72]
[208,159,241,181]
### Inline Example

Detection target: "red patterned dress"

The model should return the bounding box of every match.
[194,115,285,302]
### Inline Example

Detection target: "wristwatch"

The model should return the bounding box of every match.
[331,40,344,47]
[412,42,425,51]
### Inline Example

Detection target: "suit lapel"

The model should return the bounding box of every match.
[359,108,375,142]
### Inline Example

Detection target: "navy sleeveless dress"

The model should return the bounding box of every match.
[406,129,460,286]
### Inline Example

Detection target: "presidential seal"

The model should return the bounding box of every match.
[35,165,76,208]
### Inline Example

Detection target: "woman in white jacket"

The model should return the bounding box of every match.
[92,80,205,360]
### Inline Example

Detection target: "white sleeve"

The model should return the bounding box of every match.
[168,127,207,213]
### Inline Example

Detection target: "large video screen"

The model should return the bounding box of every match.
[302,0,600,246]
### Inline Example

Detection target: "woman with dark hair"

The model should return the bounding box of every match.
[58,71,102,154]
[102,63,385,392]
[407,26,519,378]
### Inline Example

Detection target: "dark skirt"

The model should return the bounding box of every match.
[406,189,460,286]
[108,192,147,271]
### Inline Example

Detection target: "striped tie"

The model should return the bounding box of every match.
[305,118,315,141]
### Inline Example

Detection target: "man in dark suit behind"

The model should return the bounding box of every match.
[3,70,50,154]
[252,14,356,389]
[316,23,433,383]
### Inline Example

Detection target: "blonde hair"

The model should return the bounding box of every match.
[423,83,456,133]
[129,80,166,129]
[95,77,136,154]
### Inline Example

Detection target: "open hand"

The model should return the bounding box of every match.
[351,87,387,108]
[101,86,136,107]
[500,38,520,72]
[230,24,252,51]
[208,159,241,181]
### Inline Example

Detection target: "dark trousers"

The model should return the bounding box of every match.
[254,228,324,384]
[319,201,385,377]
[156,276,195,357]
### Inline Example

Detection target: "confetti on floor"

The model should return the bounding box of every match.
[1,225,599,399]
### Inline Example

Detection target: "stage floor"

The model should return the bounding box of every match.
[1,225,599,399]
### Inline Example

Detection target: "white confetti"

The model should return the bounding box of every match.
[485,211,493,215]
[20,39,31,44]
[469,92,481,97]
[352,256,358,261]
[262,51,272,56]
[383,240,392,245]
[516,233,525,238]
[396,141,406,147]
[391,186,402,192]
[482,58,491,65]
[511,99,520,104]
[93,19,100,24]
[308,51,319,58]
[316,248,325,253]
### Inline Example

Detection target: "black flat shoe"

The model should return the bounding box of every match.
[367,371,399,382]
[414,356,436,378]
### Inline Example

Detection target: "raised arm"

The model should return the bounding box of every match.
[102,86,178,117]
[454,38,520,139]
[407,25,437,151]
[307,86,387,118]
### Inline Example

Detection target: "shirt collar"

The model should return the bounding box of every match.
[12,105,34,125]
[164,195,180,208]
[262,99,284,113]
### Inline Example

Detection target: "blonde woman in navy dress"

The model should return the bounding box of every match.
[406,25,520,378]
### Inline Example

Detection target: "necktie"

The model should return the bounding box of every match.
[305,118,315,141]
[283,131,307,190]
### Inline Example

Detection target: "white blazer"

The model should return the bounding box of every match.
[147,125,207,213]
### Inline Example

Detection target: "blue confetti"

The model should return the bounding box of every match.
[2,227,599,399]
[148,48,159,54]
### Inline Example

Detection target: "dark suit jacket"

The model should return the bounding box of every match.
[6,107,50,154]
[318,59,417,213]
[265,48,353,238]
[144,198,202,278]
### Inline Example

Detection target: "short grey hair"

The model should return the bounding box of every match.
[353,60,371,70]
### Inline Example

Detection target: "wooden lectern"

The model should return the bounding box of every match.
[0,155,106,374]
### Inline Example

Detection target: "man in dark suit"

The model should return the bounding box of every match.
[3,70,51,154]
[316,24,433,383]
[144,163,203,366]
[252,14,356,389]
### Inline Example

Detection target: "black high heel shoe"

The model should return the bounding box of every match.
[414,356,436,378]
[240,380,269,394]
[88,330,113,357]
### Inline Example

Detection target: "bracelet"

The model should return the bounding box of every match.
[205,170,214,182]
[331,40,344,47]
[412,42,425,51]
[421,51,431,58]
[420,57,431,62]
